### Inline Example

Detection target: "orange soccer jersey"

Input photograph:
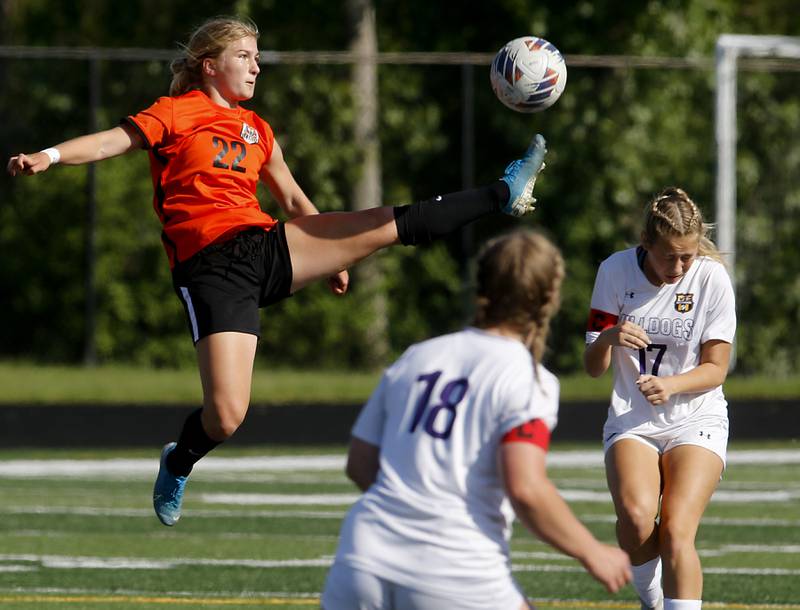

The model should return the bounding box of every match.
[124,90,277,267]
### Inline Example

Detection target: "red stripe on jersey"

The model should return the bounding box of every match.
[501,419,550,451]
[587,308,619,332]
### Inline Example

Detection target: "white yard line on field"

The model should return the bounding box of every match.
[0,455,345,477]
[3,504,800,526]
[1,449,799,478]
[1,553,799,577]
[579,514,800,527]
[199,493,359,505]
[197,487,800,505]
[0,586,321,599]
[0,506,347,519]
[0,554,334,570]
[699,544,800,557]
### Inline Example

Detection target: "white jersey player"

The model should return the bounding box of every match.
[584,188,736,610]
[322,230,631,610]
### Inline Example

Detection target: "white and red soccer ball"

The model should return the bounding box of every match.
[490,36,567,113]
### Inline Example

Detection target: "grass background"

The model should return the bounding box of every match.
[2,362,799,404]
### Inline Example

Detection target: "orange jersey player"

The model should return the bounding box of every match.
[125,90,278,268]
[7,16,549,528]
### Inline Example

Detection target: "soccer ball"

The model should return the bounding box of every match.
[490,36,567,113]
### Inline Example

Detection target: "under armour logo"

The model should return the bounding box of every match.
[434,195,442,201]
[699,430,711,440]
[626,291,635,299]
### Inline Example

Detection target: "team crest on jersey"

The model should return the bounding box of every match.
[674,293,694,313]
[240,122,259,145]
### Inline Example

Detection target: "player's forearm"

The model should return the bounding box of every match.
[583,338,611,377]
[51,128,132,165]
[263,164,321,219]
[511,479,604,563]
[281,193,320,219]
[664,361,728,395]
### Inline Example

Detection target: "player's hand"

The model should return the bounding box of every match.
[327,269,349,295]
[581,543,632,593]
[601,321,650,349]
[637,374,674,405]
[6,152,52,176]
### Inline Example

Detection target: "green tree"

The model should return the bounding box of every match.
[1,0,798,373]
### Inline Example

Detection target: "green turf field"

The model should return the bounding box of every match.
[0,442,798,609]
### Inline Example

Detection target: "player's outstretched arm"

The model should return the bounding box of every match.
[7,124,143,177]
[500,442,632,593]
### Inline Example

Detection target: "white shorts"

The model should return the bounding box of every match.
[321,561,530,610]
[602,413,729,468]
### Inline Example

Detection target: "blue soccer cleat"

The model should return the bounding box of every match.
[153,442,188,526]
[500,134,548,217]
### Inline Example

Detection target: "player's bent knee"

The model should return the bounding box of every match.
[203,401,249,440]
[213,418,243,440]
[618,501,657,531]
[616,504,658,547]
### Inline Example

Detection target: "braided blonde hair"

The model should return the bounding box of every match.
[642,187,722,262]
[170,16,259,97]
[473,230,564,362]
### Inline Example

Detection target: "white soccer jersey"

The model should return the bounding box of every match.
[333,327,559,602]
[585,247,736,429]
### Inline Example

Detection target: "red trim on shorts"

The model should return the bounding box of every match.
[501,419,550,451]
[587,308,619,332]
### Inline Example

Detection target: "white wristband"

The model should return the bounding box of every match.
[41,147,61,165]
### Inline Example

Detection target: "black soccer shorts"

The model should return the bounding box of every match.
[171,223,293,344]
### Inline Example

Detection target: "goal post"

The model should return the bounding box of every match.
[715,34,800,279]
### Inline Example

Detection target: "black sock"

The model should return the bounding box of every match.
[393,181,510,246]
[166,408,221,477]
